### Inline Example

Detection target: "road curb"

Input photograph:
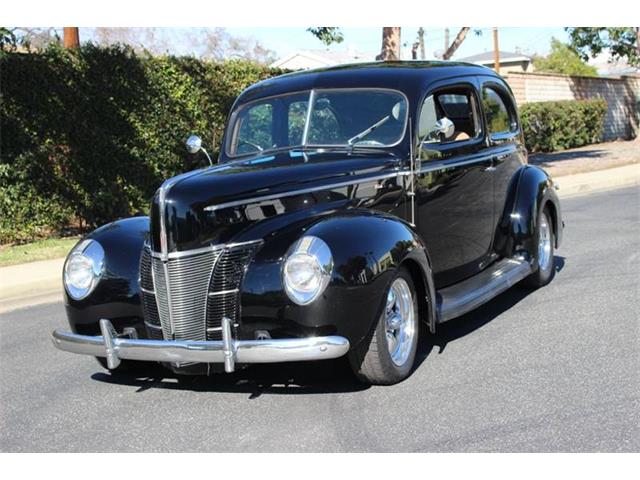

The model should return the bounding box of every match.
[554,163,640,198]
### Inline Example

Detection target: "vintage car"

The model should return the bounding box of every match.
[52,61,563,385]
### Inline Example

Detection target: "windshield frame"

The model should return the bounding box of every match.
[224,87,410,159]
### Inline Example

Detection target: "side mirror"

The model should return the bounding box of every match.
[186,135,203,154]
[431,117,455,140]
[185,134,213,166]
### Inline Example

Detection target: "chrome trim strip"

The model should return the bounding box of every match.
[149,239,262,260]
[208,288,239,297]
[301,89,316,145]
[203,171,403,212]
[144,321,162,330]
[140,287,155,295]
[418,155,493,174]
[52,319,350,373]
[156,169,204,261]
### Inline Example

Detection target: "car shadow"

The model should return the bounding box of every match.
[91,256,565,398]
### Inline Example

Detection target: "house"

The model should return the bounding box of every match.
[270,47,375,70]
[456,50,534,75]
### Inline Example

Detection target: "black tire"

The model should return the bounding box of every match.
[524,206,555,288]
[348,266,420,385]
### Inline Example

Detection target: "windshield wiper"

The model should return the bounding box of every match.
[238,138,264,153]
[347,115,390,147]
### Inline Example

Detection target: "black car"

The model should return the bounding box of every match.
[53,61,563,385]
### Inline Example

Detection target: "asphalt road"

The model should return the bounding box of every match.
[1,186,638,452]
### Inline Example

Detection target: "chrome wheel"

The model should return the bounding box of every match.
[538,213,552,272]
[385,277,416,367]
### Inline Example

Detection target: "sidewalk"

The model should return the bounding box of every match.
[1,139,639,314]
[0,257,65,313]
[529,138,639,178]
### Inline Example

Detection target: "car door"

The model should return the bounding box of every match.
[415,80,496,288]
[477,77,527,244]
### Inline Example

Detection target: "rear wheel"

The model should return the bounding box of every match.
[349,267,419,385]
[524,207,555,288]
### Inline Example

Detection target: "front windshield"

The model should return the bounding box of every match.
[226,89,408,157]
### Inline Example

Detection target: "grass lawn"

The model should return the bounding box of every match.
[0,237,79,267]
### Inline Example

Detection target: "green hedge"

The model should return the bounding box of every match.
[1,46,610,244]
[0,44,285,244]
[520,98,608,153]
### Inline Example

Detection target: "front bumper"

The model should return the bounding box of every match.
[52,318,350,373]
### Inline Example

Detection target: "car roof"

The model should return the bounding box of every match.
[236,61,498,105]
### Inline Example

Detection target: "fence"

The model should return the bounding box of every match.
[504,72,640,141]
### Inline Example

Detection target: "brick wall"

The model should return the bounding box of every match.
[504,72,640,140]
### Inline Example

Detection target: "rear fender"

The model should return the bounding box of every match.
[494,165,563,261]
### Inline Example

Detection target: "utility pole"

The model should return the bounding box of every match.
[493,27,500,72]
[418,27,425,60]
[444,28,450,53]
[636,27,640,58]
[63,27,80,49]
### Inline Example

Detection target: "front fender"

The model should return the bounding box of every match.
[64,217,149,336]
[239,210,435,348]
[494,165,563,261]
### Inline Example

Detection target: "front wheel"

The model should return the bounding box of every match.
[349,266,419,385]
[524,206,555,288]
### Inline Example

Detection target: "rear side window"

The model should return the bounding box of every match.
[482,87,517,135]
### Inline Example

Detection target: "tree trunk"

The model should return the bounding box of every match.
[442,27,470,60]
[418,27,426,60]
[376,27,401,61]
[63,27,80,49]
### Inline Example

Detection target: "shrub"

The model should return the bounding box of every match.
[0,44,285,244]
[520,98,608,153]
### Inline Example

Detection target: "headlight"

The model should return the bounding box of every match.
[64,239,105,300]
[283,236,333,305]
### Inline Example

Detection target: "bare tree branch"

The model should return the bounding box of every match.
[442,27,470,60]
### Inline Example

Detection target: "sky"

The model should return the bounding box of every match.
[80,27,570,61]
[224,27,570,59]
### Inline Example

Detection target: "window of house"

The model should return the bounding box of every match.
[482,87,517,135]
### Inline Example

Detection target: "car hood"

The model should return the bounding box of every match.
[150,149,404,253]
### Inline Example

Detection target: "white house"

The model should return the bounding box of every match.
[270,47,376,70]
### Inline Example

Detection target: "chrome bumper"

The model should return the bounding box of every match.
[52,318,350,373]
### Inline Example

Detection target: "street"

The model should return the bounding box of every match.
[1,186,638,452]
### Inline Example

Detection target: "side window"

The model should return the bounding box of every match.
[482,87,517,135]
[419,87,480,145]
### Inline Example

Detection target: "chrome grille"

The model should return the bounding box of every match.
[139,242,260,343]
[206,244,259,340]
[152,249,222,341]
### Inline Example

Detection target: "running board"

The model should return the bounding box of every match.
[436,258,532,323]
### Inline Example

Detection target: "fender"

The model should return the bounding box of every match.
[494,165,563,261]
[239,209,436,348]
[64,216,149,336]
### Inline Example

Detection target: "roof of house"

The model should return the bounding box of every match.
[457,51,532,64]
[270,49,375,69]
